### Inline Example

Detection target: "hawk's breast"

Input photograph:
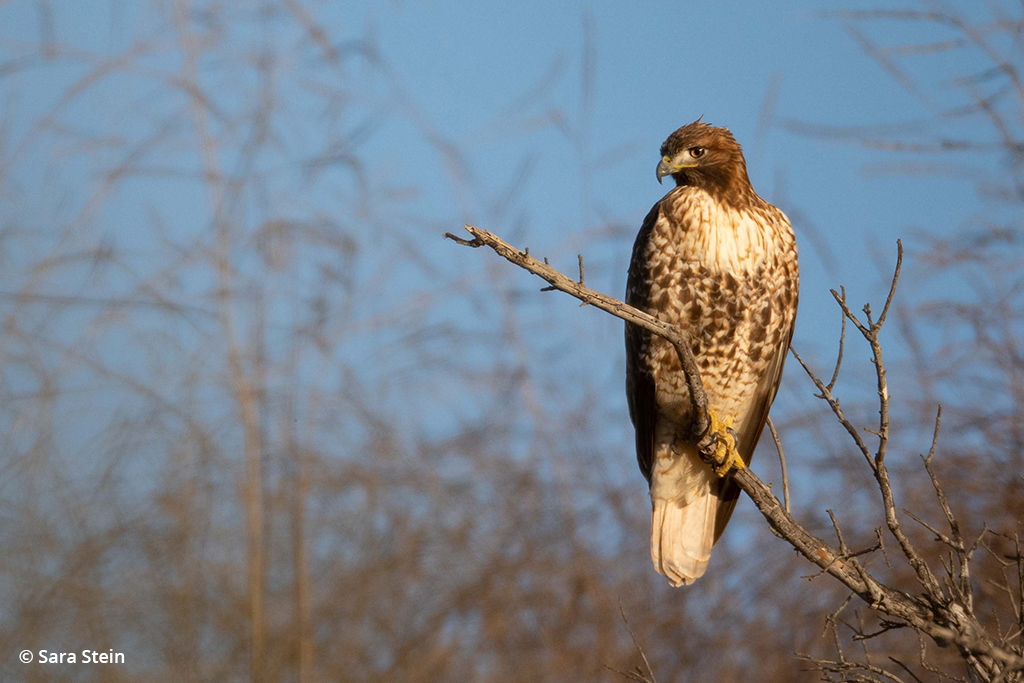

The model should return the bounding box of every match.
[632,186,798,427]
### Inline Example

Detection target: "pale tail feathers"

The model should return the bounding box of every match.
[650,491,717,586]
[648,435,719,586]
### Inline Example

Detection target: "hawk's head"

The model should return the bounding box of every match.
[656,121,751,202]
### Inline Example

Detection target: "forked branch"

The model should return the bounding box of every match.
[446,224,1024,678]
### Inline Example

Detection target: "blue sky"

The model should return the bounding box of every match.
[0,0,1002,485]
[339,0,988,344]
[0,0,988,331]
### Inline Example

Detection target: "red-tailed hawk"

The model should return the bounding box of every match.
[625,121,799,586]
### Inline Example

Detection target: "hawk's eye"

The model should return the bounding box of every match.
[690,147,705,158]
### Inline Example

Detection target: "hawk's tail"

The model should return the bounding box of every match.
[650,491,717,586]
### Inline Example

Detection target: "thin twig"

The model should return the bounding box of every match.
[615,600,657,683]
[766,416,789,513]
[790,345,875,469]
[888,656,925,683]
[578,254,588,306]
[875,239,904,331]
[826,286,848,392]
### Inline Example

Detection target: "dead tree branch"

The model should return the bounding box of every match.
[445,225,715,453]
[446,224,1024,679]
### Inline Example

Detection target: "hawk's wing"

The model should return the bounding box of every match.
[712,259,798,542]
[624,203,662,484]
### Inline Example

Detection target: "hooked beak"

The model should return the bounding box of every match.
[656,158,674,184]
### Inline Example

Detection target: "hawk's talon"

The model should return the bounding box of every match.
[698,428,718,452]
[674,412,744,476]
[705,411,744,477]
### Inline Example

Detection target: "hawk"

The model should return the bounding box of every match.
[625,121,799,586]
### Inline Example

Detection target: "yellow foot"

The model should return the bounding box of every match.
[707,411,745,477]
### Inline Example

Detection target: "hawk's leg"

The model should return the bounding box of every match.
[703,412,744,477]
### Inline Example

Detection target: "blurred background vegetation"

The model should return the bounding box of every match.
[0,1,1022,681]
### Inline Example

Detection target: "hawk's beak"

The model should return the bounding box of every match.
[656,158,674,184]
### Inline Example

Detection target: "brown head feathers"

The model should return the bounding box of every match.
[659,121,755,208]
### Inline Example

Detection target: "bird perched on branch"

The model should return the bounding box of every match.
[625,120,799,586]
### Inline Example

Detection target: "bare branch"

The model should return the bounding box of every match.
[826,286,848,393]
[875,240,903,332]
[766,416,789,513]
[614,601,657,683]
[798,653,911,683]
[447,224,1024,675]
[445,225,714,451]
[790,345,875,469]
[888,656,925,683]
